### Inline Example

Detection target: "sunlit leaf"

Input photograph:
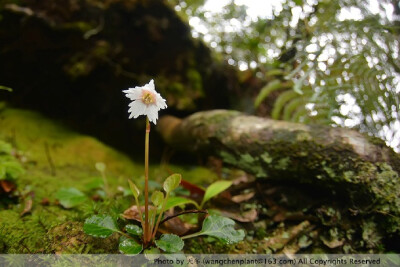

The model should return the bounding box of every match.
[128,179,140,198]
[0,85,12,92]
[155,234,184,253]
[144,247,160,261]
[151,190,164,207]
[84,178,104,190]
[164,196,200,210]
[125,224,143,237]
[197,215,245,244]
[0,140,12,154]
[95,162,106,172]
[201,180,232,207]
[55,187,88,208]
[118,237,142,254]
[83,215,119,238]
[163,173,182,193]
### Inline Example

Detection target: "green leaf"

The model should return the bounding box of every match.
[163,173,181,193]
[0,85,13,92]
[164,196,200,210]
[197,215,245,244]
[55,187,88,208]
[83,215,119,238]
[151,190,164,207]
[201,181,232,207]
[128,179,140,198]
[0,140,12,154]
[3,161,24,179]
[144,247,160,261]
[95,162,106,172]
[84,178,104,190]
[118,237,143,255]
[0,165,5,180]
[125,224,143,237]
[155,234,184,253]
[254,79,283,108]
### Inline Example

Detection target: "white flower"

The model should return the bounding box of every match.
[123,79,167,124]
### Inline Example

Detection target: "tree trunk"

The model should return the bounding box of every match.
[158,110,400,233]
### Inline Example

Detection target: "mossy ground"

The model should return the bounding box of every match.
[0,106,217,253]
[1,105,397,254]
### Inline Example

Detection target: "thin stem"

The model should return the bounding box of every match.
[181,232,203,240]
[134,196,145,232]
[144,117,150,243]
[151,192,169,240]
[159,209,208,226]
[149,206,158,237]
[100,171,110,198]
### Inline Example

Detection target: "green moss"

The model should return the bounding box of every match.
[186,68,203,96]
[260,152,273,164]
[0,107,231,253]
[219,151,237,166]
[275,157,290,170]
[0,108,146,253]
[48,221,119,253]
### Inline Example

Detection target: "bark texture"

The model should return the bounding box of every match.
[158,110,400,233]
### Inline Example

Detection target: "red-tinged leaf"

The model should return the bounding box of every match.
[0,180,16,193]
[180,179,205,197]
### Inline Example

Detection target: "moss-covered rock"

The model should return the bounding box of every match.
[158,110,400,238]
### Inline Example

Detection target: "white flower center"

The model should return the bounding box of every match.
[141,90,156,105]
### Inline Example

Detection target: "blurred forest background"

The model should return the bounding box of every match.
[1,0,399,155]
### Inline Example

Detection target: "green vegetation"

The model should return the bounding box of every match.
[0,107,234,253]
[170,0,400,150]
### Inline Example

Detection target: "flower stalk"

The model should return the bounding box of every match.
[144,117,150,243]
[123,79,167,245]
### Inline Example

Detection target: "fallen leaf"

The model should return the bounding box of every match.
[218,208,258,222]
[20,198,33,216]
[123,205,147,222]
[320,236,345,248]
[0,180,16,193]
[231,191,255,203]
[273,211,287,222]
[231,170,255,185]
[264,187,278,195]
[161,217,193,236]
[262,221,312,252]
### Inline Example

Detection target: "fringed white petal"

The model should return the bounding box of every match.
[124,88,143,100]
[123,79,167,124]
[128,100,146,118]
[146,105,159,124]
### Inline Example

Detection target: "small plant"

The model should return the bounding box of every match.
[83,80,244,254]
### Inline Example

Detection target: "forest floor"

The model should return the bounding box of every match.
[0,105,396,254]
